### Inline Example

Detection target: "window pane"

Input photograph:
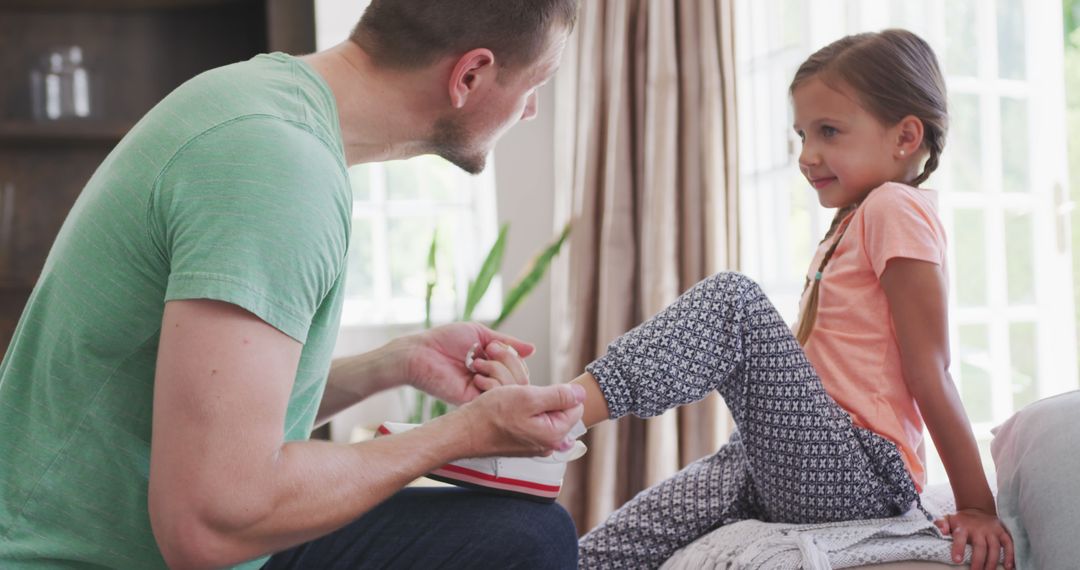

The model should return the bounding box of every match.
[888,0,930,39]
[346,218,374,298]
[387,215,438,299]
[1000,97,1031,193]
[384,213,469,321]
[348,164,371,201]
[748,69,769,173]
[954,209,988,306]
[430,214,463,322]
[1005,211,1035,304]
[976,438,995,478]
[777,0,803,49]
[385,155,460,202]
[1010,322,1038,409]
[997,0,1026,80]
[958,323,993,423]
[788,173,814,279]
[948,93,983,192]
[944,0,978,76]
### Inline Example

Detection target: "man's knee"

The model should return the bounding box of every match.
[488,501,578,569]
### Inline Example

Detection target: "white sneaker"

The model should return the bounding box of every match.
[376,421,587,502]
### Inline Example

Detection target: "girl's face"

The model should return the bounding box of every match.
[791,77,916,208]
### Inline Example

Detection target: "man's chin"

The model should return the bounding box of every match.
[429,114,492,175]
[438,150,488,176]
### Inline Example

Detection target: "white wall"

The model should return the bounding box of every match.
[492,82,558,387]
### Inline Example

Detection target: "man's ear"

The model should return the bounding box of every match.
[448,48,496,109]
[895,115,925,157]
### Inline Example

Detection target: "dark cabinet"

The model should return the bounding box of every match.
[0,0,316,354]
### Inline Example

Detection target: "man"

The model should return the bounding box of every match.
[0,1,582,568]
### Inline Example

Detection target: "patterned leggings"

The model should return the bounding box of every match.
[578,272,920,569]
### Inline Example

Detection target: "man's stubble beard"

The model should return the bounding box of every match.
[429,115,487,175]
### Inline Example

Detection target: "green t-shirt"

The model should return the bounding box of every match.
[0,53,351,569]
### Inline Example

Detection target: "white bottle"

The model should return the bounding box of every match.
[41,46,91,120]
[44,51,63,120]
[70,46,90,118]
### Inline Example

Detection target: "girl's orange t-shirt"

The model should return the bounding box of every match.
[799,182,948,491]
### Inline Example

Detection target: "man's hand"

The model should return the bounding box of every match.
[443,383,586,457]
[401,322,535,405]
[935,509,1014,570]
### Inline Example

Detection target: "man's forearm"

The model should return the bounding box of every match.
[153,414,467,569]
[315,339,410,427]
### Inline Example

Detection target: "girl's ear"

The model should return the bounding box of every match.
[895,115,925,158]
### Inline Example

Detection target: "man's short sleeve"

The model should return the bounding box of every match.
[149,117,350,343]
[861,184,946,278]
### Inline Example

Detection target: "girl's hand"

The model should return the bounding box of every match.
[468,340,532,392]
[934,509,1015,570]
[401,323,535,405]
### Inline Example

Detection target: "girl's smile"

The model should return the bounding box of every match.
[808,176,838,190]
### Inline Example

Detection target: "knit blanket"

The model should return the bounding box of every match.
[661,485,973,569]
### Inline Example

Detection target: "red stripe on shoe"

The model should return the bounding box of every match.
[377,424,562,497]
[437,464,561,493]
[430,468,560,499]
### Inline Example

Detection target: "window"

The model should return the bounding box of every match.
[315,0,502,328]
[342,159,501,326]
[735,0,1078,483]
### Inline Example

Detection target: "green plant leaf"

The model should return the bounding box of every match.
[492,222,572,329]
[462,224,509,321]
[410,392,428,424]
[429,398,449,419]
[417,223,569,421]
[424,229,438,330]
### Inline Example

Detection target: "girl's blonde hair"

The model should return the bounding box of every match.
[790,29,948,345]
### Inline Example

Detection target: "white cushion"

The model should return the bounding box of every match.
[991,390,1080,570]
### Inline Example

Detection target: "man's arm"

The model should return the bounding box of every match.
[149,299,583,570]
[315,343,408,427]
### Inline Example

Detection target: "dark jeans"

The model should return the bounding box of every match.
[262,487,579,570]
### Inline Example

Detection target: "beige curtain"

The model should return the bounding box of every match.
[551,0,740,533]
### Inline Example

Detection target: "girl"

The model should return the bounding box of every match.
[564,29,1014,569]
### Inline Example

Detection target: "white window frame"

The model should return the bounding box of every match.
[340,162,502,328]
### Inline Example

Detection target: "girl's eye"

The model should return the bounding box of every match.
[821,125,838,138]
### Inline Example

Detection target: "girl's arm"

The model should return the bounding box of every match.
[571,371,611,427]
[880,258,1014,570]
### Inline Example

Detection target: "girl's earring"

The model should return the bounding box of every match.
[899,149,906,157]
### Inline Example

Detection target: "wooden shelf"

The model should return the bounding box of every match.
[0,120,132,144]
[0,0,313,358]
[0,280,34,292]
[0,0,254,10]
